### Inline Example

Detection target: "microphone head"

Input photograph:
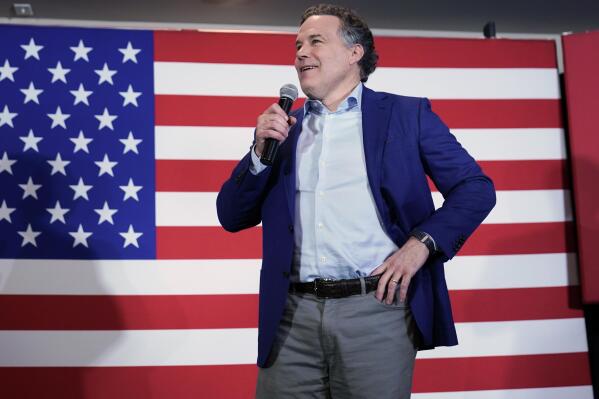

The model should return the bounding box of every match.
[280,84,299,101]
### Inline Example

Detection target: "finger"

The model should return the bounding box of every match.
[268,103,290,119]
[385,273,402,304]
[375,264,392,301]
[398,275,411,303]
[288,116,297,126]
[369,263,386,276]
[257,130,286,143]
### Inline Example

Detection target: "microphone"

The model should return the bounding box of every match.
[260,83,298,166]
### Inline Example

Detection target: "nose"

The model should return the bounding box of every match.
[296,45,308,60]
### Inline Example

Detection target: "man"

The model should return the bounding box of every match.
[217,4,496,398]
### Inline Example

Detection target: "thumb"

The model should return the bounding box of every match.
[288,116,297,126]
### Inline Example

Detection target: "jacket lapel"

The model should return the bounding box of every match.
[362,87,392,227]
[283,110,304,221]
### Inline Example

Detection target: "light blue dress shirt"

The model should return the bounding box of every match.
[251,83,398,282]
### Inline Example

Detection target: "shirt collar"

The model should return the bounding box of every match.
[304,82,363,116]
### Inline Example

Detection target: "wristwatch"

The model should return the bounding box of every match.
[410,230,437,256]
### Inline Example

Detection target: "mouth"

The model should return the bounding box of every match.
[299,65,318,73]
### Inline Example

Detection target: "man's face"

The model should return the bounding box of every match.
[295,15,359,102]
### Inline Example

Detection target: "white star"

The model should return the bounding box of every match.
[119,84,141,107]
[47,153,70,176]
[69,83,92,106]
[48,61,70,83]
[20,82,43,104]
[119,178,142,201]
[70,131,93,153]
[19,129,43,152]
[94,153,117,177]
[70,40,93,62]
[69,224,92,248]
[0,152,17,174]
[120,131,142,154]
[21,38,44,60]
[94,63,117,85]
[47,106,70,129]
[0,59,18,82]
[0,105,17,128]
[118,42,141,63]
[19,176,42,200]
[18,224,41,247]
[46,200,69,224]
[69,177,92,200]
[0,200,16,223]
[120,224,143,248]
[94,108,117,130]
[94,201,118,225]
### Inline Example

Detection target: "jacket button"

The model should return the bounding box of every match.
[284,168,290,175]
[282,271,290,278]
[288,225,294,232]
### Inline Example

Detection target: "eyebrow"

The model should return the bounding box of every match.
[295,34,325,47]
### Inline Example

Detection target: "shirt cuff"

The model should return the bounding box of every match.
[249,144,268,175]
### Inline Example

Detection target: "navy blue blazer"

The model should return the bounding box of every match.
[217,86,496,367]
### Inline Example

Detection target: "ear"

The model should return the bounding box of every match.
[349,43,365,65]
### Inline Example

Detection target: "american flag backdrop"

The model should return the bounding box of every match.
[0,23,593,398]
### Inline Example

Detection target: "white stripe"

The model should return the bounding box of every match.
[0,328,257,366]
[0,254,574,295]
[0,319,585,366]
[416,318,588,359]
[155,126,565,161]
[155,126,253,160]
[156,190,572,226]
[433,189,572,224]
[0,259,261,295]
[155,62,559,99]
[452,128,565,161]
[444,253,578,290]
[412,386,594,399]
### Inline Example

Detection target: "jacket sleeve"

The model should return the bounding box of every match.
[414,98,496,260]
[216,147,273,232]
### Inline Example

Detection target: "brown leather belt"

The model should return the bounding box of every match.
[289,275,381,299]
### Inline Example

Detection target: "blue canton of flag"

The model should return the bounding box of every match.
[0,24,155,259]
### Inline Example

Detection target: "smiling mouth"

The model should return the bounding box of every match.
[300,65,318,72]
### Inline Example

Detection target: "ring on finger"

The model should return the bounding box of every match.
[390,278,399,284]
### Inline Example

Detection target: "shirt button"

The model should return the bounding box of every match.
[320,256,326,263]
[319,161,325,167]
[319,191,324,197]
[317,222,323,229]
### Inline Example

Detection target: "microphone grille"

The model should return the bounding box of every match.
[280,84,298,101]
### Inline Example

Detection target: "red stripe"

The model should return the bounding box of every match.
[156,160,238,192]
[431,99,564,129]
[0,353,589,396]
[450,286,582,323]
[154,31,557,68]
[461,222,575,256]
[477,160,569,190]
[155,96,563,128]
[155,160,569,192]
[0,287,580,330]
[156,226,262,259]
[412,352,591,392]
[156,222,574,259]
[0,294,258,330]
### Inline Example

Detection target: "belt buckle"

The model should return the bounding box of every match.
[314,278,335,298]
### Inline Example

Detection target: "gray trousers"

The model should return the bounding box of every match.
[256,285,419,399]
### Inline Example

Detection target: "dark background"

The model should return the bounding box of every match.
[1,0,598,397]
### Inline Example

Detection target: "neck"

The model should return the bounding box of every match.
[321,79,361,112]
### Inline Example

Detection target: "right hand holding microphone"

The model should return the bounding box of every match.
[254,103,297,158]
